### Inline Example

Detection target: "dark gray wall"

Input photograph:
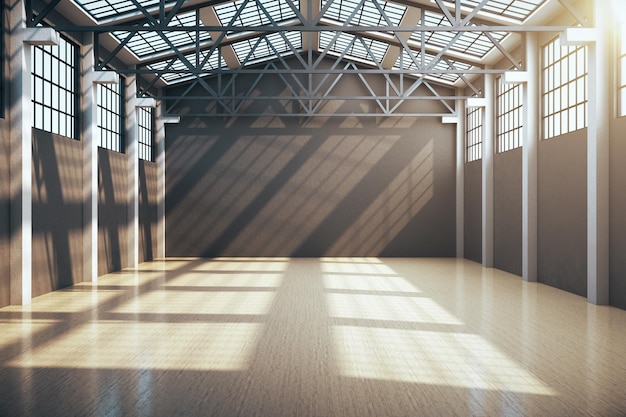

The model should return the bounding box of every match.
[464,160,482,263]
[165,116,456,257]
[494,148,522,275]
[139,160,158,263]
[98,148,129,275]
[610,114,626,309]
[0,118,9,307]
[32,129,84,297]
[538,129,587,297]
[0,6,10,307]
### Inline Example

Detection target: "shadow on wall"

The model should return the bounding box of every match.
[166,116,456,257]
[31,130,83,296]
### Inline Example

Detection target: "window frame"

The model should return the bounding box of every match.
[0,0,5,119]
[97,73,125,153]
[496,76,523,153]
[137,106,155,162]
[541,35,588,140]
[31,33,80,139]
[466,105,483,162]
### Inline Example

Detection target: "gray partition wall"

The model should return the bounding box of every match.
[537,129,587,297]
[98,148,129,275]
[32,130,84,297]
[165,116,456,257]
[494,148,522,276]
[609,115,626,309]
[0,117,9,308]
[464,160,482,263]
[139,160,159,263]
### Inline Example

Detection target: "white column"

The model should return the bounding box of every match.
[505,34,539,282]
[9,0,58,304]
[442,98,465,259]
[156,102,179,259]
[82,35,119,282]
[456,97,466,258]
[126,76,139,268]
[482,73,495,268]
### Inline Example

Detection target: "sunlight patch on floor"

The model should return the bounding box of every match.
[110,290,276,316]
[7,321,264,371]
[332,325,555,395]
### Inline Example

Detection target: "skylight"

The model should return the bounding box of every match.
[113,11,211,58]
[72,0,178,20]
[394,50,474,84]
[320,32,389,64]
[438,0,547,23]
[231,31,302,64]
[146,50,228,83]
[214,0,300,29]
[411,10,508,58]
[322,0,406,27]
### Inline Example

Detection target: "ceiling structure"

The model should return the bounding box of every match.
[26,0,587,117]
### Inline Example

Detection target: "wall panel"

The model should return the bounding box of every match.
[98,148,129,275]
[537,130,587,297]
[31,130,84,297]
[494,148,522,275]
[139,160,158,263]
[464,160,482,263]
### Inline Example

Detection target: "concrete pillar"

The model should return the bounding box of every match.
[156,102,179,259]
[126,75,139,268]
[482,73,495,268]
[523,33,538,283]
[456,97,466,259]
[8,0,58,304]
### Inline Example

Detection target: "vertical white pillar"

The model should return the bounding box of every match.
[586,3,610,304]
[523,33,538,283]
[156,102,179,259]
[482,73,495,268]
[452,97,465,258]
[81,34,98,283]
[126,75,139,268]
[8,0,58,304]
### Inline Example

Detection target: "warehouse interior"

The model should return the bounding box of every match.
[2,0,626,415]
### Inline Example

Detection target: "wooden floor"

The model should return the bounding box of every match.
[1,258,626,417]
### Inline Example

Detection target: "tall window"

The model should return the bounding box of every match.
[32,34,79,139]
[542,36,588,139]
[619,22,626,117]
[97,74,124,152]
[137,107,154,161]
[466,106,483,162]
[497,77,523,152]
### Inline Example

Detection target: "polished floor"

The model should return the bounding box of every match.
[1,257,626,417]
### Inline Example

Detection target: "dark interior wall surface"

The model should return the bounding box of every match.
[31,129,84,297]
[165,116,456,257]
[98,148,129,275]
[139,160,158,263]
[0,117,9,307]
[609,115,626,309]
[464,160,482,263]
[494,148,522,276]
[538,130,587,297]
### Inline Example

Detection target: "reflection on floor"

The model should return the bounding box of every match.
[1,258,626,417]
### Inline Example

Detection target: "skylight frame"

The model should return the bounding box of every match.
[72,0,179,21]
[112,11,212,59]
[319,31,390,66]
[436,0,548,23]
[145,50,229,84]
[393,49,474,84]
[231,31,302,65]
[214,0,301,31]
[322,0,407,29]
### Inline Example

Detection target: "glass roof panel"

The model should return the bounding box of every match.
[440,0,547,22]
[322,0,406,27]
[113,11,211,58]
[410,10,507,58]
[214,0,300,28]
[394,50,473,84]
[73,0,178,20]
[146,50,228,83]
[319,32,389,64]
[231,32,302,64]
